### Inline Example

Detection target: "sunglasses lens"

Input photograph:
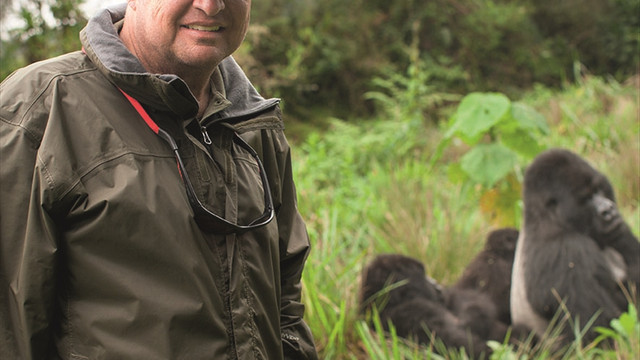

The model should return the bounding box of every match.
[192,202,273,235]
[193,211,235,234]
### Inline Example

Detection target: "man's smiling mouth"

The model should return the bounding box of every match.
[183,25,222,32]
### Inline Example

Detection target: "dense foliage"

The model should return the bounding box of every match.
[1,0,86,80]
[2,0,639,120]
[242,0,640,118]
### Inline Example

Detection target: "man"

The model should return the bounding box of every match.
[0,1,318,359]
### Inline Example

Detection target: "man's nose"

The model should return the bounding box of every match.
[193,0,225,16]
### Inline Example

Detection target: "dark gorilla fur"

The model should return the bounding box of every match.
[360,254,511,358]
[453,228,519,325]
[511,148,639,345]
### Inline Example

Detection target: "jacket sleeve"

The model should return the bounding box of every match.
[0,111,60,359]
[272,131,319,360]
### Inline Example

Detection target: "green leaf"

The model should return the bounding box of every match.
[460,144,518,187]
[616,307,639,336]
[446,92,511,144]
[500,128,546,159]
[510,102,550,134]
[446,161,467,184]
[594,326,617,338]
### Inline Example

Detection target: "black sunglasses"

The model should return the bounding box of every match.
[119,88,274,234]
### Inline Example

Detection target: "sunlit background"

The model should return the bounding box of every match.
[1,0,122,40]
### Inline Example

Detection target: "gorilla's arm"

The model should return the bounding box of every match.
[386,298,490,359]
[608,225,640,285]
[590,189,639,285]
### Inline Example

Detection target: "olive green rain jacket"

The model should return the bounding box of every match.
[0,4,317,360]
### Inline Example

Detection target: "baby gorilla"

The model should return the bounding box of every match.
[511,148,639,346]
[360,254,509,358]
[452,228,519,325]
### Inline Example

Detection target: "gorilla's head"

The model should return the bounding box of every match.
[523,148,623,243]
[484,227,519,259]
[360,254,444,314]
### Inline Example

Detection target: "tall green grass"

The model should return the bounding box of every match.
[292,75,639,359]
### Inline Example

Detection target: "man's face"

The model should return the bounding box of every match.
[126,0,251,73]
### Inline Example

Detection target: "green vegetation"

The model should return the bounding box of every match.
[3,1,639,119]
[294,74,639,358]
[0,0,86,80]
[243,0,640,118]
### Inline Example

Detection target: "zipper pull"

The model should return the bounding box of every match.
[201,127,212,145]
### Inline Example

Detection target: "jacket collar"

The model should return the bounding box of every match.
[80,4,279,122]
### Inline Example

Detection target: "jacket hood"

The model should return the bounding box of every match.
[80,3,279,121]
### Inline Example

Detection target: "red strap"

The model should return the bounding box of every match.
[86,50,159,135]
[117,88,160,134]
[85,48,159,135]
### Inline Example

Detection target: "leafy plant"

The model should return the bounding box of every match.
[362,31,463,160]
[593,304,640,356]
[435,92,549,226]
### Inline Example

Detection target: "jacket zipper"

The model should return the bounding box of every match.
[200,124,239,357]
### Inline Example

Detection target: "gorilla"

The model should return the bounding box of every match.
[511,148,639,346]
[453,227,519,325]
[360,254,511,358]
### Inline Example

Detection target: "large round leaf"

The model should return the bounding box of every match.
[446,92,511,144]
[460,143,517,187]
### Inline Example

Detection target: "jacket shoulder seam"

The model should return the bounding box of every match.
[0,115,41,147]
[21,67,99,125]
[57,150,175,200]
